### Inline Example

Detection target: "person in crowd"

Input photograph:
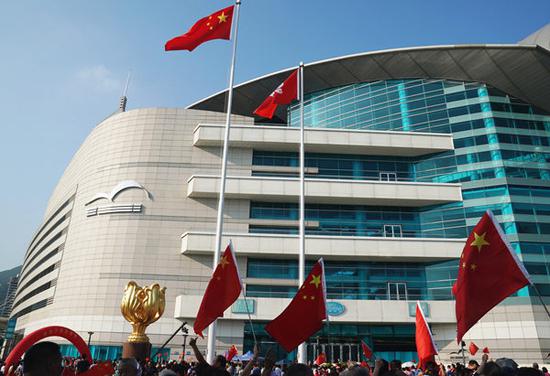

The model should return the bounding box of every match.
[373,359,391,376]
[189,338,230,376]
[286,364,314,376]
[117,358,142,376]
[468,361,480,374]
[159,362,178,376]
[390,361,407,376]
[21,341,63,376]
[75,359,91,374]
[339,364,369,376]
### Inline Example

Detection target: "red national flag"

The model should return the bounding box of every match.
[469,341,479,356]
[165,6,234,51]
[265,259,327,352]
[483,347,490,354]
[254,69,299,119]
[314,352,326,365]
[227,345,238,362]
[361,340,373,359]
[452,211,531,343]
[415,302,438,369]
[194,243,242,337]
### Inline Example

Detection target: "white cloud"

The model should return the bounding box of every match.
[76,64,121,92]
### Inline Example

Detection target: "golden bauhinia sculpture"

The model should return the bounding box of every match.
[121,281,166,343]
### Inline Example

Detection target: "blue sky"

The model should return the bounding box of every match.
[0,0,548,270]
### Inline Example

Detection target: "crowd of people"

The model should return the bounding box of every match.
[1,340,549,376]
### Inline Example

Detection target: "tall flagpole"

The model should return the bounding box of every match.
[207,0,242,364]
[297,62,307,364]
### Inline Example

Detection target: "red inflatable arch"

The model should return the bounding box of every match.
[4,325,92,375]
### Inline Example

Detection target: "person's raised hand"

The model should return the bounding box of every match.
[253,344,260,359]
[482,354,489,364]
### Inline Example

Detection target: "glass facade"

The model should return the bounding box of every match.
[247,259,457,301]
[250,201,469,238]
[243,78,550,361]
[250,78,550,298]
[59,344,171,361]
[244,322,417,364]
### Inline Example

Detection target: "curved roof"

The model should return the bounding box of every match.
[520,23,550,50]
[188,44,550,122]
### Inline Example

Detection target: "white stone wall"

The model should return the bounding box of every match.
[15,108,253,351]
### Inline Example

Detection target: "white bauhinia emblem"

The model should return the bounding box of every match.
[85,180,151,217]
[270,83,284,97]
[85,180,151,206]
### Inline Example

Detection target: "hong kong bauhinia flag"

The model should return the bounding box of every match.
[165,5,234,51]
[452,210,531,342]
[193,243,242,337]
[265,259,327,352]
[415,302,438,369]
[254,69,299,119]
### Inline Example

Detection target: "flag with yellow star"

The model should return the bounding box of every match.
[452,210,531,342]
[265,259,327,352]
[165,5,234,52]
[194,242,242,337]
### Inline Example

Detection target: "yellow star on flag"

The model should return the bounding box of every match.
[218,12,228,23]
[310,274,321,288]
[471,232,490,252]
[219,255,229,268]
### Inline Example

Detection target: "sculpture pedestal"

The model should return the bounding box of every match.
[122,341,151,361]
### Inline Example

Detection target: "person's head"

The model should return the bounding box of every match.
[117,358,142,376]
[423,362,439,376]
[479,362,502,376]
[533,364,540,371]
[213,355,227,370]
[286,364,314,376]
[75,359,90,374]
[542,368,547,374]
[23,341,63,376]
[519,368,543,376]
[390,361,402,372]
[456,366,474,376]
[340,366,370,376]
[494,358,518,376]
[376,360,390,376]
[468,361,480,371]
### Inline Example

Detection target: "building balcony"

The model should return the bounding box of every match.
[186,175,463,206]
[181,231,465,261]
[174,295,456,324]
[193,123,454,157]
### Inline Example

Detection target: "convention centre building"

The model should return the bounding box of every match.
[10,24,550,363]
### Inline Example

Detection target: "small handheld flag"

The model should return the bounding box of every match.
[361,340,373,359]
[415,301,438,369]
[469,341,479,356]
